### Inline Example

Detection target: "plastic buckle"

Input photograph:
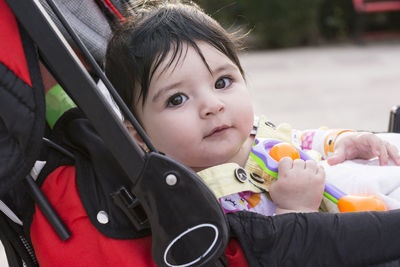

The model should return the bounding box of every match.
[111,186,150,231]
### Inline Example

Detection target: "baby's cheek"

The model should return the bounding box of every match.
[237,107,254,136]
[162,133,199,161]
[236,94,253,119]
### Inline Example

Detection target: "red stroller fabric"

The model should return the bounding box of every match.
[0,0,31,86]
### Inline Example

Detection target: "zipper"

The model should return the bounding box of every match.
[18,235,38,266]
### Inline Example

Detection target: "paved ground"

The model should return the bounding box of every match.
[1,42,399,266]
[240,42,400,132]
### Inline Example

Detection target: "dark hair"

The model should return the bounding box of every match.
[105,0,245,116]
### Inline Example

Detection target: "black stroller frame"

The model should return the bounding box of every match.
[3,0,228,266]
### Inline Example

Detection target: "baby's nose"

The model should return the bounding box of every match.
[200,97,225,118]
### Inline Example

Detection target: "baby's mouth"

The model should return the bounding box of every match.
[204,125,231,138]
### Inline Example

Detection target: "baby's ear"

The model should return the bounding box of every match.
[124,120,148,152]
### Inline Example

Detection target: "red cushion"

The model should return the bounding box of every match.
[0,0,32,86]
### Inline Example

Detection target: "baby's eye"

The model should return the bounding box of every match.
[215,77,232,89]
[167,93,188,107]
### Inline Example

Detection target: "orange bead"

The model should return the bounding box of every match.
[337,195,387,212]
[269,143,300,161]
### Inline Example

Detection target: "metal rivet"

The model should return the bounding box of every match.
[234,168,248,183]
[250,173,265,184]
[97,210,109,224]
[166,174,178,186]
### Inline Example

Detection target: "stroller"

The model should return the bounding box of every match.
[2,0,400,266]
[0,0,230,266]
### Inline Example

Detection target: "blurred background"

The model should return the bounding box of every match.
[197,0,400,48]
[195,0,400,132]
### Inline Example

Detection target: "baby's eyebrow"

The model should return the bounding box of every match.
[211,63,238,75]
[152,81,182,103]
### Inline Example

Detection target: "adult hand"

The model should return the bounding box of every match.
[327,132,400,166]
[270,157,325,215]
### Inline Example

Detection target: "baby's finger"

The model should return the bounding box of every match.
[316,165,326,179]
[278,157,293,173]
[292,158,306,169]
[304,160,318,173]
[378,142,389,166]
[386,143,400,165]
[327,146,346,165]
[366,135,383,158]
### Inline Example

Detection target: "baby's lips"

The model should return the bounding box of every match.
[204,125,230,138]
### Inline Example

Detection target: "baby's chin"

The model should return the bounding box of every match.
[185,154,238,172]
[167,144,244,171]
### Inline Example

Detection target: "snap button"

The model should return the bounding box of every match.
[165,173,178,186]
[97,210,109,224]
[250,172,265,184]
[234,168,248,183]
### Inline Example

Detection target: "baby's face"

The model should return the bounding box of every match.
[135,42,254,171]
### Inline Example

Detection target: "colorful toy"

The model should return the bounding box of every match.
[250,138,387,213]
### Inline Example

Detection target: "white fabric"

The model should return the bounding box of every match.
[322,133,400,210]
[97,79,123,121]
[30,160,47,181]
[0,200,22,226]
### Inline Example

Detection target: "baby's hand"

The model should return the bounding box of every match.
[269,157,325,215]
[327,132,400,166]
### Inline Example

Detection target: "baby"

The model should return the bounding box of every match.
[105,0,400,216]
